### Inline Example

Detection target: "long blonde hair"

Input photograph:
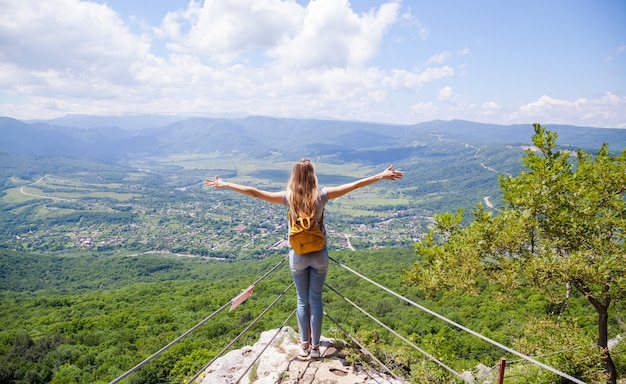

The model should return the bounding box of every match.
[286,159,319,218]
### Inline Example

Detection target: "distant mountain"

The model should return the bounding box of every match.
[25,114,190,130]
[1,115,624,162]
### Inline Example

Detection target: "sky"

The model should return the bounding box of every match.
[1,0,625,128]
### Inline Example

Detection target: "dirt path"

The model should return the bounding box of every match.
[343,234,355,251]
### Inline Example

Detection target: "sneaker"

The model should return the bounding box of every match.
[298,344,310,357]
[310,347,320,358]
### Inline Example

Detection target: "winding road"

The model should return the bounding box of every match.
[19,175,71,201]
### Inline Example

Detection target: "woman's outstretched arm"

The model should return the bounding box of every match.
[205,176,284,204]
[326,165,403,200]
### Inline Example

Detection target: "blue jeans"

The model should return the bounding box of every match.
[289,247,329,347]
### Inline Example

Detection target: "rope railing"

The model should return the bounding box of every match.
[110,252,588,384]
[109,256,288,384]
[109,300,231,384]
[505,344,589,365]
[328,256,586,384]
[233,310,297,384]
[186,282,295,384]
[325,283,468,382]
[324,311,404,383]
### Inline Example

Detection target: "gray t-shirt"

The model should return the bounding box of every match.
[282,187,328,234]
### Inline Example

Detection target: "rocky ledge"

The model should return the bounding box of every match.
[196,330,625,384]
[197,326,409,384]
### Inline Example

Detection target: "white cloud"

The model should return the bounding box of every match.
[437,86,461,105]
[425,48,469,66]
[156,0,401,69]
[514,92,626,128]
[426,52,451,65]
[158,0,304,64]
[0,0,152,78]
[411,102,438,117]
[0,0,160,115]
[605,44,626,62]
[481,101,501,116]
[385,66,454,90]
[268,0,400,69]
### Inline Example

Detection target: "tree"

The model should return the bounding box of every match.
[403,124,626,383]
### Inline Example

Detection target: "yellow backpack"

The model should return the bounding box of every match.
[288,210,325,254]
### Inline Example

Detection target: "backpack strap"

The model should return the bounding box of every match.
[297,216,313,230]
[288,210,324,232]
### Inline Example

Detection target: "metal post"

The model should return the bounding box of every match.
[498,357,506,384]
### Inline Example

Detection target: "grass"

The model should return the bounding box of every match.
[123,172,149,181]
[85,192,137,201]
[11,186,136,202]
[151,155,378,181]
[2,188,40,203]
[334,197,410,208]
[248,361,259,383]
[1,175,138,205]
[32,206,77,219]
[328,206,395,218]
[151,152,229,167]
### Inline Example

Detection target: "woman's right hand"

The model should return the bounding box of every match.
[380,165,403,181]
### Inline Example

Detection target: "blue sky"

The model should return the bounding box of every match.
[1,0,624,127]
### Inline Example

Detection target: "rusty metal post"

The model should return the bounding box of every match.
[498,357,506,384]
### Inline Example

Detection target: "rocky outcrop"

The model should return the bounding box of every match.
[197,326,409,384]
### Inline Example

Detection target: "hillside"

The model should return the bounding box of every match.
[2,116,625,162]
[2,248,622,383]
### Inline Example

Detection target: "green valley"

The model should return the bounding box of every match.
[1,118,625,383]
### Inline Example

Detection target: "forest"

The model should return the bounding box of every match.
[2,248,624,383]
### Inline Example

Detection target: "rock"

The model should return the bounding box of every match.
[608,335,623,350]
[197,326,409,384]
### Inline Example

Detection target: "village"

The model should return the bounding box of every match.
[9,185,424,260]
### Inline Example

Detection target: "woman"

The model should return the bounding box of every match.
[205,159,403,358]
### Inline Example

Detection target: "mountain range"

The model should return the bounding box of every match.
[1,115,624,162]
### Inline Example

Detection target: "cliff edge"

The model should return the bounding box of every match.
[196,326,410,384]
